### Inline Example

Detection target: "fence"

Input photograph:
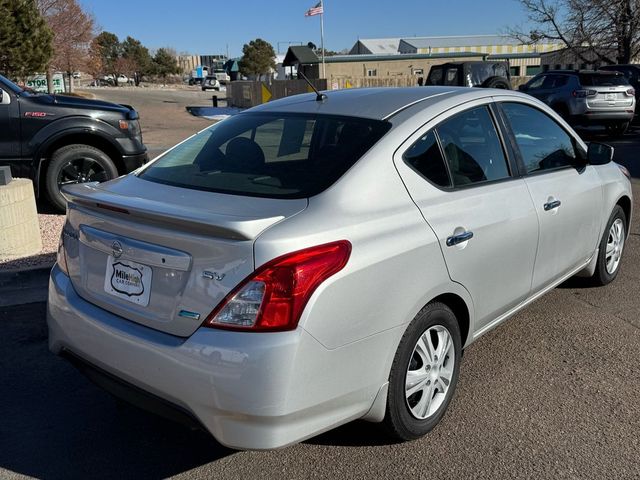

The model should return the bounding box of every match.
[227,79,327,108]
[227,76,535,108]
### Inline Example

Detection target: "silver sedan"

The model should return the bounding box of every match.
[48,86,633,449]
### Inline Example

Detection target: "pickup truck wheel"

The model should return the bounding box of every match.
[45,144,118,212]
[384,302,461,441]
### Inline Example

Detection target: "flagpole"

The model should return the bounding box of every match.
[320,0,325,78]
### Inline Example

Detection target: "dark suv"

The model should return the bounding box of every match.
[425,61,511,89]
[0,74,147,211]
[518,70,635,135]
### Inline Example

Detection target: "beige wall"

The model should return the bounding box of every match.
[417,43,563,55]
[324,54,484,81]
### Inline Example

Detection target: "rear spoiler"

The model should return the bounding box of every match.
[62,183,283,241]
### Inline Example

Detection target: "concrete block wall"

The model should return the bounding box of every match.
[0,179,42,259]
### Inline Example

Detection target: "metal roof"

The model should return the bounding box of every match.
[349,38,402,55]
[325,51,485,63]
[283,46,320,66]
[245,87,488,120]
[400,35,524,49]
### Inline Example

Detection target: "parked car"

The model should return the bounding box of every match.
[48,87,632,450]
[201,75,221,91]
[425,61,511,89]
[598,64,640,120]
[0,74,147,211]
[213,69,231,84]
[518,70,636,135]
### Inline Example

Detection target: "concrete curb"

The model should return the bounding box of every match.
[0,265,52,307]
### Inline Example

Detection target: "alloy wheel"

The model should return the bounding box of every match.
[405,325,455,420]
[605,218,625,274]
[57,158,110,188]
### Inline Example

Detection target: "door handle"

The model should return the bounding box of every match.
[544,200,562,211]
[446,231,474,247]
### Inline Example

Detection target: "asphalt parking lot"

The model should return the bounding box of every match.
[1,102,639,479]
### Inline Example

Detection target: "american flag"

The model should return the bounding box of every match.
[305,2,323,16]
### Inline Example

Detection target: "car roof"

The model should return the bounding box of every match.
[246,87,517,121]
[544,69,624,76]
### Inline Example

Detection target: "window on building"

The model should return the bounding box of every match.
[366,69,377,77]
[542,64,550,72]
[510,66,521,76]
[554,64,562,70]
[526,65,542,76]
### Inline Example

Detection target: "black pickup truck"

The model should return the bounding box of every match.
[0,74,147,211]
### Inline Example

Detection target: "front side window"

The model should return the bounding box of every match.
[501,102,577,174]
[139,113,390,198]
[436,106,510,186]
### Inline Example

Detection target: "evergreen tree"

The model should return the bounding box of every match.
[92,31,121,84]
[152,48,179,82]
[0,0,53,79]
[239,39,276,79]
[121,36,153,86]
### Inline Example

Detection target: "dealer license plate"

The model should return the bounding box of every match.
[103,255,153,306]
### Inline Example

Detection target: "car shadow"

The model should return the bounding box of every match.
[304,420,400,448]
[0,303,233,480]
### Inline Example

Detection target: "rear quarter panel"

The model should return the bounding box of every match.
[254,129,474,352]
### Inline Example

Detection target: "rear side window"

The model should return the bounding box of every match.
[437,106,510,186]
[404,131,450,187]
[139,113,390,198]
[501,102,577,174]
[579,73,629,87]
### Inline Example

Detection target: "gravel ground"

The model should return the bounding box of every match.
[0,212,62,271]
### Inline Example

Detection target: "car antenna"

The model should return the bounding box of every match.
[297,70,327,102]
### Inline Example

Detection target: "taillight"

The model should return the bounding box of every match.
[56,234,69,276]
[572,89,597,98]
[204,241,352,332]
[626,88,636,97]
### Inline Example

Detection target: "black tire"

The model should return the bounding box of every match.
[592,205,627,286]
[45,144,118,212]
[384,302,462,441]
[605,121,629,137]
[483,76,511,89]
[553,104,570,121]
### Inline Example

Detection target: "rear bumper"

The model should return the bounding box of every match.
[580,111,635,122]
[47,265,384,449]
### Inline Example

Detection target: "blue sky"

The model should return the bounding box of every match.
[80,0,529,57]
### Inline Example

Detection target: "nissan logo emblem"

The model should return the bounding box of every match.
[112,240,123,259]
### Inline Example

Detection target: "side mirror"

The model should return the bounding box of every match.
[518,84,527,92]
[0,89,10,105]
[587,142,614,165]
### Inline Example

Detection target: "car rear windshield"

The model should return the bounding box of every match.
[579,73,629,87]
[138,113,391,198]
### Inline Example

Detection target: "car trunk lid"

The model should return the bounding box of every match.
[62,175,307,337]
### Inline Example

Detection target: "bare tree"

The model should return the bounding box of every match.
[509,0,640,64]
[37,0,95,93]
